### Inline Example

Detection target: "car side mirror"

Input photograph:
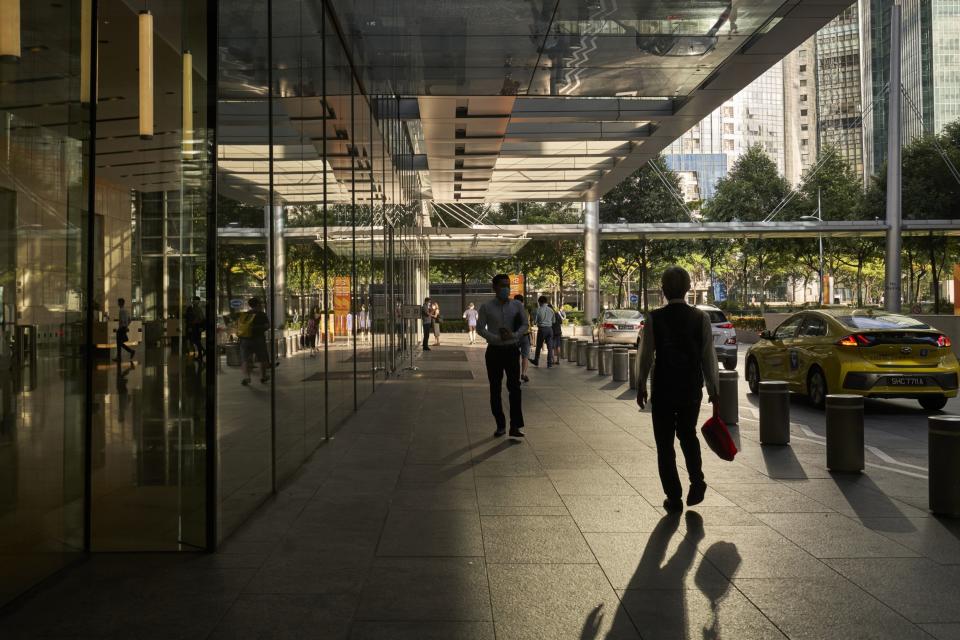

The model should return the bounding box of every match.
[760,330,774,340]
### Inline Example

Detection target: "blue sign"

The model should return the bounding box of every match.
[712,281,727,303]
[629,293,639,304]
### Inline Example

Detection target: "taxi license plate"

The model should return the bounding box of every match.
[887,376,926,386]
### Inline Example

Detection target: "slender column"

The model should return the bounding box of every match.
[265,204,285,326]
[884,1,902,312]
[584,199,600,323]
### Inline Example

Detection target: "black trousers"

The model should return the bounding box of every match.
[485,344,523,430]
[422,321,432,349]
[116,328,135,359]
[651,392,704,501]
[533,326,553,365]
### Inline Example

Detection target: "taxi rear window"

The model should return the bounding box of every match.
[705,310,727,324]
[836,314,930,330]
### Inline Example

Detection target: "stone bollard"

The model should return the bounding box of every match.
[612,349,629,382]
[759,381,790,445]
[826,394,864,472]
[628,349,638,389]
[599,346,613,376]
[929,414,960,516]
[576,340,588,366]
[718,370,739,426]
[567,337,578,363]
[587,344,599,370]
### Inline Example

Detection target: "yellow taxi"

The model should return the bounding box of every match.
[745,309,959,411]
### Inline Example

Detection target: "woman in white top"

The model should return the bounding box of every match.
[463,302,479,344]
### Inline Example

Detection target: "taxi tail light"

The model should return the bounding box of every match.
[717,322,734,329]
[938,334,952,348]
[602,323,616,330]
[837,334,875,347]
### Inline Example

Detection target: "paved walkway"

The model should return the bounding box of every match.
[3,335,960,639]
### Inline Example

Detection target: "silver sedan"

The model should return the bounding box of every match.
[598,309,644,347]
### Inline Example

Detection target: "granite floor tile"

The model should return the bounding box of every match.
[481,515,595,564]
[757,512,920,559]
[376,510,484,557]
[563,495,663,533]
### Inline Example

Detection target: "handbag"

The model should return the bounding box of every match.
[700,405,738,461]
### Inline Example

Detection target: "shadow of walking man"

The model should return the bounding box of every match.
[697,541,741,640]
[579,511,709,639]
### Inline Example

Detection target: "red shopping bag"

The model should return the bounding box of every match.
[700,409,738,462]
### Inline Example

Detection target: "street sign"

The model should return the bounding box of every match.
[401,304,420,320]
[229,298,245,310]
[629,293,639,304]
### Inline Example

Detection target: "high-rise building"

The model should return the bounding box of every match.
[665,62,787,199]
[816,5,867,181]
[783,36,820,186]
[861,0,960,176]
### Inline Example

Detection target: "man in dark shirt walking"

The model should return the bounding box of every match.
[477,274,528,438]
[637,266,719,512]
[238,297,271,386]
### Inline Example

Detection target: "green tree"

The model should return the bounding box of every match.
[703,145,792,312]
[600,155,688,310]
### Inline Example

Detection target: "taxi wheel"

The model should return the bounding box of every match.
[807,367,828,409]
[746,357,760,394]
[919,395,948,412]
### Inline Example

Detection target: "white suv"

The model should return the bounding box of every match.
[696,304,738,371]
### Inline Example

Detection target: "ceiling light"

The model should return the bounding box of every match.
[139,10,154,139]
[0,0,21,62]
[80,0,93,104]
[182,49,193,151]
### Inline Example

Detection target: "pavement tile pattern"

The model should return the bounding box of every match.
[3,335,960,639]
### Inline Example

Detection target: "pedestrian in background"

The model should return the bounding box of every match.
[549,302,565,366]
[421,297,433,351]
[237,297,271,386]
[185,296,205,363]
[530,296,555,368]
[478,274,527,438]
[431,301,441,346]
[636,266,719,513]
[463,302,479,344]
[114,297,136,365]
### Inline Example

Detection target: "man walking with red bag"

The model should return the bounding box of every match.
[636,266,720,513]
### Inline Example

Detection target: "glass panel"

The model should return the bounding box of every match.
[216,0,273,541]
[0,0,88,604]
[89,0,208,551]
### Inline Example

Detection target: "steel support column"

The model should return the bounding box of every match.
[584,199,600,323]
[884,1,902,312]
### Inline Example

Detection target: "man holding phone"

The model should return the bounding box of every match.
[477,273,528,438]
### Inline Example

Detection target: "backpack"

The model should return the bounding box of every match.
[551,308,563,333]
[236,312,256,338]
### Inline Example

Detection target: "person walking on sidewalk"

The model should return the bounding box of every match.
[430,301,441,346]
[421,297,433,351]
[114,297,136,364]
[549,302,565,366]
[530,296,555,367]
[636,266,719,513]
[237,297,271,386]
[478,274,527,438]
[463,302,479,344]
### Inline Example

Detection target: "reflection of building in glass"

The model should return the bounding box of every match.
[861,0,960,176]
[815,5,866,181]
[663,154,727,201]
[665,64,785,197]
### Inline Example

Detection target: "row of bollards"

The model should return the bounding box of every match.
[557,335,960,517]
[752,377,960,517]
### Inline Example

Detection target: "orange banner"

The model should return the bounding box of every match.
[509,274,524,298]
[953,265,960,315]
[333,276,351,335]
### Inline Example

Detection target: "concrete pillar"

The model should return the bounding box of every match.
[583,199,600,324]
[884,2,902,313]
[266,204,285,328]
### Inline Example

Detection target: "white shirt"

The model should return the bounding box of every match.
[477,298,528,346]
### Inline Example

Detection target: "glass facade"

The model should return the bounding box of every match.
[1,0,425,605]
